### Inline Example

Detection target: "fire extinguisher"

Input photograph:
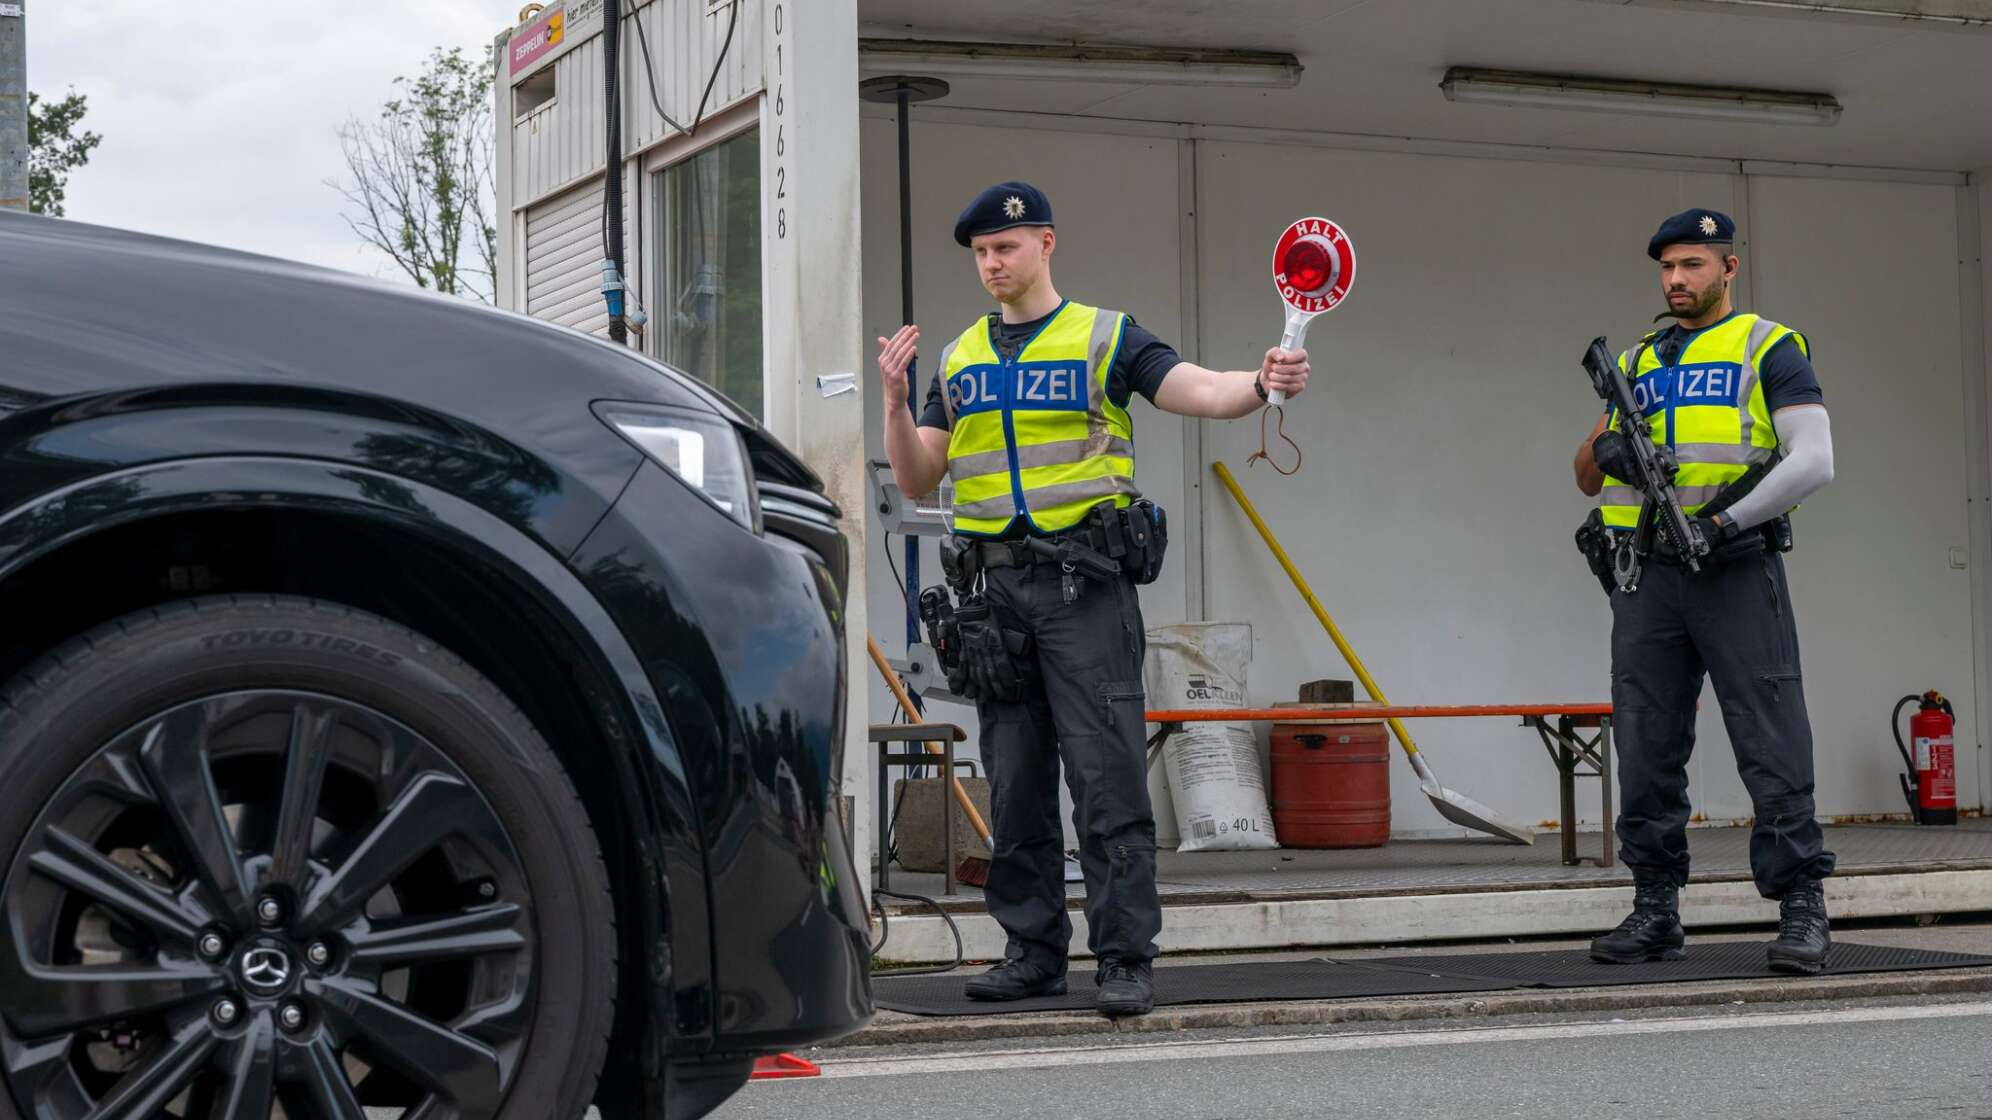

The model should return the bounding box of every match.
[1894,690,1957,826]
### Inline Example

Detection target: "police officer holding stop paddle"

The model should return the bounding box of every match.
[877,181,1309,1018]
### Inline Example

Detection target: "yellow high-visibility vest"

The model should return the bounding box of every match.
[1599,312,1803,530]
[939,300,1138,536]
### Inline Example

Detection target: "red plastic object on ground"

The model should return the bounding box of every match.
[750,1053,822,1080]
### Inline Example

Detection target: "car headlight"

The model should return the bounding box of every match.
[595,403,759,532]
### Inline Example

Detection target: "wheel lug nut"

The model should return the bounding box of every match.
[307,942,331,968]
[211,999,240,1027]
[478,880,497,899]
[279,1003,307,1033]
[256,896,284,927]
[197,932,227,960]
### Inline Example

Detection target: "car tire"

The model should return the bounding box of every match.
[0,594,617,1120]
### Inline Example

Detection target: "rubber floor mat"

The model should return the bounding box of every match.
[871,942,1992,1016]
[1355,940,1992,989]
[872,958,1515,1016]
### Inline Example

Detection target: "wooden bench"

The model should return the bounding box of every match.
[1142,705,1617,867]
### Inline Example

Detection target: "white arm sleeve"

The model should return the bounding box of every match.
[1724,405,1834,532]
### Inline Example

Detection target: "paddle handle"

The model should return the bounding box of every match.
[1268,310,1314,407]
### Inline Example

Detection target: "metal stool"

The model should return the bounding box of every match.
[870,721,969,894]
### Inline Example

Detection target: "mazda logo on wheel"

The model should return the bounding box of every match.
[239,947,293,992]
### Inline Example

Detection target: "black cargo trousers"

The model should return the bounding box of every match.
[1610,544,1837,898]
[973,555,1160,975]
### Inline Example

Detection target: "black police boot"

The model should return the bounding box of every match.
[1590,870,1686,964]
[1768,879,1832,975]
[1095,958,1153,1018]
[964,958,1067,1002]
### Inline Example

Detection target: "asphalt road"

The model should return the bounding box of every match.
[710,994,1992,1120]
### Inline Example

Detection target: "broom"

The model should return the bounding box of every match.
[866,634,995,887]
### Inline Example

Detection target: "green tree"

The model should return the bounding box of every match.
[332,47,497,302]
[28,88,103,217]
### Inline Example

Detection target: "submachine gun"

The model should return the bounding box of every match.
[1581,336,1708,589]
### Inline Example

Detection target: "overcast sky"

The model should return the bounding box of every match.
[28,1,502,279]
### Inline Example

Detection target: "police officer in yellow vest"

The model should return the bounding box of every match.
[878,182,1310,1017]
[1575,209,1838,973]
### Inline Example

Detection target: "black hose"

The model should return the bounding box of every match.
[688,0,740,135]
[867,561,970,977]
[630,0,738,140]
[629,8,689,134]
[602,0,626,343]
[1892,694,1920,774]
[870,888,965,976]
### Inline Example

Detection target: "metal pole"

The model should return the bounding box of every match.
[895,90,913,329]
[895,87,920,647]
[860,75,949,648]
[0,0,26,212]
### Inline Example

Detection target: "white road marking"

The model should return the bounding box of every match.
[803,1000,1992,1079]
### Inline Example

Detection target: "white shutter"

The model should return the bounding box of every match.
[526,179,609,336]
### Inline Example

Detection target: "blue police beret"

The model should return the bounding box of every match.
[1648,208,1736,260]
[953,181,1054,247]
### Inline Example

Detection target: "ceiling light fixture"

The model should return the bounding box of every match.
[1439,66,1842,126]
[859,38,1303,89]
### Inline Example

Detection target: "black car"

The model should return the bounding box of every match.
[0,210,872,1119]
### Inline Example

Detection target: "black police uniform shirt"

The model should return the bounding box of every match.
[1612,313,1824,419]
[916,309,1180,540]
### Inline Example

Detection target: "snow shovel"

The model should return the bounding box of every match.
[1212,460,1534,845]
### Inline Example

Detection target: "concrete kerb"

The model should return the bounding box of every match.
[870,868,1992,963]
[830,967,1992,1050]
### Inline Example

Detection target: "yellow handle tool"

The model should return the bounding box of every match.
[1212,459,1533,844]
[1211,459,1421,759]
[866,634,993,845]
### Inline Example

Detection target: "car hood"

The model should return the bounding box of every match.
[0,211,822,493]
